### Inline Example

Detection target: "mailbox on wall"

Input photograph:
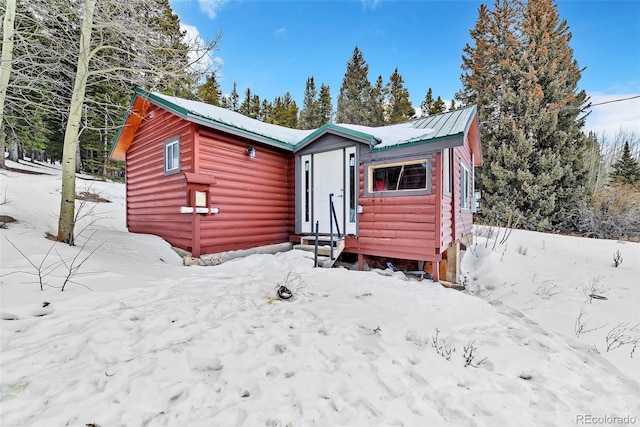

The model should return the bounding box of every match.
[180,172,219,215]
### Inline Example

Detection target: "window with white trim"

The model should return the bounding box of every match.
[370,160,429,193]
[461,163,471,210]
[164,137,180,173]
[443,148,452,195]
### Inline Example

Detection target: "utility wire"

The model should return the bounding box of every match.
[479,95,640,125]
[590,95,640,107]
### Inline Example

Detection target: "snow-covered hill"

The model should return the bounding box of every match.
[1,160,638,426]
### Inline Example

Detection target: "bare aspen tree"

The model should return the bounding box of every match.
[57,0,96,244]
[1,0,218,243]
[0,0,17,170]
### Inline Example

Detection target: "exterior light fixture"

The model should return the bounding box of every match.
[246,147,256,158]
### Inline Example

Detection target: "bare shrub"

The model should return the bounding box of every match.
[462,340,487,368]
[535,282,559,299]
[605,322,639,357]
[3,238,59,290]
[2,234,101,291]
[431,329,455,361]
[574,306,608,337]
[516,245,528,256]
[611,250,623,267]
[583,278,609,304]
[567,183,640,241]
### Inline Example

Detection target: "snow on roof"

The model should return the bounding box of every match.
[144,90,475,150]
[151,92,314,146]
[337,122,435,149]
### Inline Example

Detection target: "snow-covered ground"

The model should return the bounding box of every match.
[1,159,638,427]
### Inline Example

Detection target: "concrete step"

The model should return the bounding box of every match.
[293,244,335,257]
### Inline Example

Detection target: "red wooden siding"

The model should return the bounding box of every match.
[195,127,292,254]
[125,106,194,250]
[346,164,440,261]
[286,154,296,235]
[452,137,475,242]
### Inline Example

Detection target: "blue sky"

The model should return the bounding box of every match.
[169,0,640,137]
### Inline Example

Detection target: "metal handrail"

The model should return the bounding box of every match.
[329,193,342,260]
[314,194,343,266]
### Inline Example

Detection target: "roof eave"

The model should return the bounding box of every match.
[293,123,379,152]
[371,133,465,152]
[109,90,151,161]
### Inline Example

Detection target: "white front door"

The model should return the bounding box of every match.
[313,150,345,234]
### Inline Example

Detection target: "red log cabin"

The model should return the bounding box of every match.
[111,88,482,283]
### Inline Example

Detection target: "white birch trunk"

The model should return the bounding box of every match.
[0,0,17,170]
[57,0,96,244]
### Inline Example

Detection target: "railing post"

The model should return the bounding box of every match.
[314,221,319,267]
[329,193,334,260]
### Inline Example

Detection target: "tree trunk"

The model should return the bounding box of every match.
[103,113,108,176]
[8,140,19,162]
[0,0,17,170]
[57,0,96,245]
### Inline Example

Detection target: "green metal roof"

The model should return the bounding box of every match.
[112,88,479,158]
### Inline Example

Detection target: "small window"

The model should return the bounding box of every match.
[443,148,452,195]
[370,160,428,193]
[461,163,471,210]
[349,153,356,223]
[164,138,180,173]
[304,160,310,222]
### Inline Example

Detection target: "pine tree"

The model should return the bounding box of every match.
[250,94,261,120]
[370,75,387,126]
[610,142,640,185]
[430,96,446,115]
[317,83,333,125]
[299,76,320,129]
[228,82,240,111]
[239,88,252,116]
[268,92,298,128]
[198,73,222,106]
[458,0,589,231]
[336,46,373,125]
[449,99,456,111]
[386,68,414,124]
[420,88,434,117]
[259,99,272,122]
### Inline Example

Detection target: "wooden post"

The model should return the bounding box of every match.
[358,253,364,271]
[446,241,460,284]
[432,261,439,282]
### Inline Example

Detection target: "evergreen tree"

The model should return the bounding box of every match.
[449,99,456,111]
[336,46,373,125]
[458,0,589,230]
[317,83,333,125]
[430,96,446,115]
[610,142,640,185]
[239,88,252,116]
[268,92,298,128]
[385,68,414,124]
[198,73,222,106]
[228,82,240,111]
[299,76,320,129]
[250,94,261,120]
[370,75,387,126]
[420,88,434,117]
[259,99,272,122]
